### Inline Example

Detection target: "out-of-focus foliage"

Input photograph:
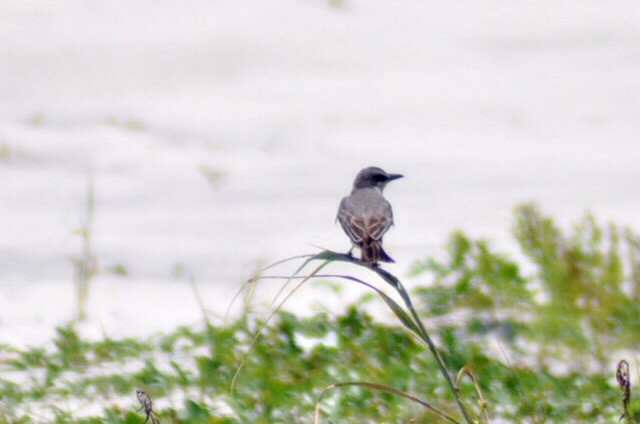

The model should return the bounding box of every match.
[0,204,638,423]
[411,203,639,372]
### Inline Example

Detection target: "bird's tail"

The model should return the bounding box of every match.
[361,240,395,265]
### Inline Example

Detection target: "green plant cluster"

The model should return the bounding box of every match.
[0,204,638,423]
[1,310,459,423]
[410,203,640,421]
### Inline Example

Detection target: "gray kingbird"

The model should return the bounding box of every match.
[336,166,403,265]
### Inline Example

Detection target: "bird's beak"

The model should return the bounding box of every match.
[387,173,404,181]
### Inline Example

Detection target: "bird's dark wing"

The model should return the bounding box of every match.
[364,212,393,241]
[337,198,366,244]
[338,202,393,245]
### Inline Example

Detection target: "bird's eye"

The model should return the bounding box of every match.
[373,174,387,182]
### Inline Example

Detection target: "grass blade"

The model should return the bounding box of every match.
[256,274,421,337]
[230,260,331,393]
[314,381,460,424]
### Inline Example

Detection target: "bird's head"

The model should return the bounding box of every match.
[352,166,403,192]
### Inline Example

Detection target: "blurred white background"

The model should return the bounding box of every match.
[1,0,639,345]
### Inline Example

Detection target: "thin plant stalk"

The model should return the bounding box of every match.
[457,366,490,423]
[497,341,541,424]
[319,251,477,424]
[314,382,460,424]
[404,294,475,424]
[72,172,97,321]
[223,254,314,325]
[251,250,476,424]
[328,254,479,423]
[230,260,331,393]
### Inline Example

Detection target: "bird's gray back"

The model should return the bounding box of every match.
[342,188,392,217]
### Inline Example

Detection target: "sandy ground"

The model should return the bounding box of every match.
[1,0,639,346]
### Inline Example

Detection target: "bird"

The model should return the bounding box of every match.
[336,166,403,266]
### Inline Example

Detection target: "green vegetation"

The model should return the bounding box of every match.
[1,204,638,423]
